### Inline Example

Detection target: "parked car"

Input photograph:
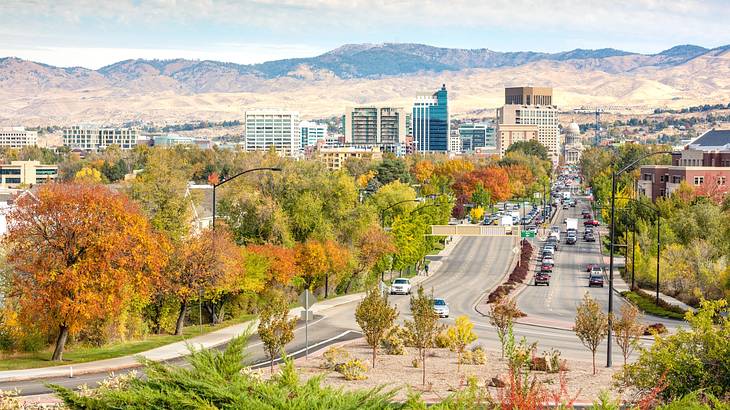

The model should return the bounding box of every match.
[433,298,450,318]
[534,272,551,286]
[570,201,577,207]
[563,203,570,209]
[390,278,412,295]
[589,273,604,287]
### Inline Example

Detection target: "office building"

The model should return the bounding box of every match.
[0,127,38,148]
[0,161,58,188]
[299,121,328,148]
[316,147,383,171]
[638,128,730,201]
[459,122,496,153]
[496,124,539,157]
[412,84,450,153]
[63,125,139,150]
[244,110,300,157]
[343,106,406,147]
[497,86,559,161]
[153,134,212,149]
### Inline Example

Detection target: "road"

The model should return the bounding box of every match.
[6,227,681,397]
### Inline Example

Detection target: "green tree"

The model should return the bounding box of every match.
[505,140,549,161]
[374,157,411,186]
[619,299,729,400]
[445,315,478,371]
[404,286,444,385]
[612,303,644,366]
[573,293,609,375]
[489,298,521,358]
[258,292,298,373]
[355,287,398,368]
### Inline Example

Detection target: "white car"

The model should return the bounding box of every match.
[390,278,412,295]
[433,298,450,318]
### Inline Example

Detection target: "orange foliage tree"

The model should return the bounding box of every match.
[453,167,512,203]
[353,226,396,286]
[245,244,298,287]
[295,239,352,298]
[4,183,167,360]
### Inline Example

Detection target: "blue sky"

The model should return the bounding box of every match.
[2,0,729,69]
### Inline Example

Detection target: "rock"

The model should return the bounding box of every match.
[489,376,506,388]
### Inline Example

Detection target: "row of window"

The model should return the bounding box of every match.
[646,173,727,186]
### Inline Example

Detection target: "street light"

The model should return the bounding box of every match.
[607,150,672,367]
[211,167,282,230]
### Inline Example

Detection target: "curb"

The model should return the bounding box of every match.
[473,235,520,317]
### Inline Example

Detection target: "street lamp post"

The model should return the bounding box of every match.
[607,150,671,367]
[211,167,282,230]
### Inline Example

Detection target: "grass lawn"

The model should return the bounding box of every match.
[621,291,686,320]
[0,314,254,371]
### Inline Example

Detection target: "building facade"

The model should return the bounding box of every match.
[638,129,730,201]
[562,122,584,165]
[153,134,212,149]
[459,122,496,153]
[63,126,139,150]
[412,84,449,153]
[495,124,539,157]
[299,121,328,148]
[497,87,559,161]
[244,110,301,157]
[0,127,38,148]
[343,106,406,147]
[316,147,383,171]
[0,161,58,188]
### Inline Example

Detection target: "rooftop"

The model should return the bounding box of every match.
[688,128,730,150]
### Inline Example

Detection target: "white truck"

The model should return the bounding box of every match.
[562,191,572,201]
[566,218,578,232]
[501,215,514,235]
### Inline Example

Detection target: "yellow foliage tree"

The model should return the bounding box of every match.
[74,167,102,183]
[469,206,485,223]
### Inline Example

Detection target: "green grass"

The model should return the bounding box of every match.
[0,314,254,371]
[621,291,686,320]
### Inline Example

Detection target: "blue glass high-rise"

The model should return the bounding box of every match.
[412,84,449,152]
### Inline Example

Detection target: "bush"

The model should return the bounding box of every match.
[321,346,351,370]
[412,357,421,368]
[507,337,536,372]
[460,345,487,365]
[644,323,668,335]
[19,331,46,353]
[544,348,565,373]
[621,291,686,320]
[335,359,368,381]
[434,330,450,348]
[381,333,405,355]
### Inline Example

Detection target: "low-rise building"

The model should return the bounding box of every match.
[153,134,212,149]
[0,127,38,147]
[459,122,496,153]
[638,128,730,201]
[299,121,328,148]
[316,147,383,171]
[0,161,58,188]
[63,125,139,150]
[496,124,539,157]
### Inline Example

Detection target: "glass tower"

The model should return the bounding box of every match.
[412,84,449,152]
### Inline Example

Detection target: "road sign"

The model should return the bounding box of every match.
[520,230,536,238]
[298,289,317,310]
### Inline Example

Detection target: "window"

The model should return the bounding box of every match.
[718,176,727,186]
[672,176,682,183]
[643,173,653,181]
[4,178,21,184]
[660,175,668,182]
[694,176,704,185]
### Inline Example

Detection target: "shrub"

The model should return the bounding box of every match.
[322,346,351,370]
[434,330,451,348]
[460,345,487,365]
[381,332,405,355]
[507,337,536,372]
[335,359,368,381]
[19,331,46,353]
[412,358,421,368]
[643,323,668,335]
[544,348,565,373]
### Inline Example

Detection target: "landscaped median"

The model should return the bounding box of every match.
[620,290,687,320]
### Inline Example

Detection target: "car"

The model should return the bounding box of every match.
[589,273,604,287]
[584,219,600,226]
[534,272,551,286]
[520,217,531,225]
[390,278,412,295]
[584,232,596,242]
[534,215,544,224]
[582,212,593,219]
[563,203,569,209]
[585,263,598,272]
[526,225,538,234]
[541,262,553,272]
[542,257,555,266]
[550,226,561,234]
[590,265,603,276]
[570,201,577,207]
[542,250,555,260]
[581,209,591,217]
[566,234,577,245]
[433,298,450,318]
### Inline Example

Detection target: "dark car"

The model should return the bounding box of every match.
[566,234,577,245]
[589,274,604,287]
[541,263,553,273]
[535,272,551,286]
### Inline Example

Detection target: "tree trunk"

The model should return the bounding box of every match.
[592,351,596,375]
[217,304,226,324]
[372,345,376,368]
[175,300,187,336]
[325,273,329,299]
[151,299,163,334]
[51,325,69,361]
[422,348,426,385]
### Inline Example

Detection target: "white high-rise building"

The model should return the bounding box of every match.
[497,87,559,162]
[0,127,38,147]
[299,121,328,148]
[63,125,139,150]
[245,110,300,157]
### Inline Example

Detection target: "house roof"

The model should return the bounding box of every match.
[689,129,730,150]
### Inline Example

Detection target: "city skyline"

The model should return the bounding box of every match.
[2,0,730,69]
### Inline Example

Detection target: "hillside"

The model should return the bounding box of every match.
[0,43,729,125]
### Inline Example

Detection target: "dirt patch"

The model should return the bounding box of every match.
[287,340,627,403]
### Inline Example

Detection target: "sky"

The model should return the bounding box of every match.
[1,0,729,69]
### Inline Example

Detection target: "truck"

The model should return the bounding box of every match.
[562,191,572,201]
[501,215,514,235]
[566,218,578,232]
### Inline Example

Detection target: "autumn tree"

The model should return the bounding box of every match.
[322,240,352,298]
[245,244,297,287]
[404,286,444,385]
[4,183,166,360]
[574,293,609,374]
[295,239,328,292]
[355,287,398,368]
[446,315,478,371]
[489,298,522,358]
[613,303,644,366]
[353,226,396,287]
[469,206,485,223]
[258,291,297,373]
[74,166,103,183]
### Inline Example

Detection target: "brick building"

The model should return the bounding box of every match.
[638,129,730,201]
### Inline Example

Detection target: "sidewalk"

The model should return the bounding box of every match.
[0,236,462,383]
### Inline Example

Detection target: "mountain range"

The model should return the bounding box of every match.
[1,43,729,125]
